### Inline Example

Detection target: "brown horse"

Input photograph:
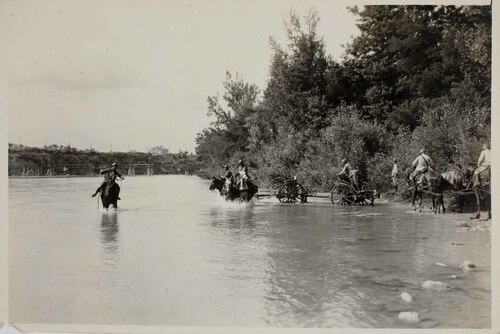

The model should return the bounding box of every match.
[407,168,444,214]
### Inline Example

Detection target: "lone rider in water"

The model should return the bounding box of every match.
[92,162,124,199]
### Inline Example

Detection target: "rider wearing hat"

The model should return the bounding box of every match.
[222,164,233,193]
[92,162,124,198]
[410,148,434,187]
[338,158,359,189]
[473,143,491,187]
[237,160,249,179]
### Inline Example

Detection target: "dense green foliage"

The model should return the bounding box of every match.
[196,6,491,193]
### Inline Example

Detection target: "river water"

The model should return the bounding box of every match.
[9,175,490,328]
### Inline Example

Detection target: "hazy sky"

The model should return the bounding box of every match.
[5,0,492,153]
[6,0,364,153]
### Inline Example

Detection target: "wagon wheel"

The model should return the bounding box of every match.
[330,182,356,205]
[277,184,293,203]
[276,182,307,203]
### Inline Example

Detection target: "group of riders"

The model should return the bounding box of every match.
[408,144,490,190]
[91,144,490,209]
[219,160,256,198]
[337,143,490,192]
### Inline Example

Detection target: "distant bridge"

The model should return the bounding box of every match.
[18,161,171,177]
[127,162,154,176]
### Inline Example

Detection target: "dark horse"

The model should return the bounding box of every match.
[440,167,490,219]
[440,168,473,213]
[406,168,444,214]
[209,176,258,202]
[100,181,120,210]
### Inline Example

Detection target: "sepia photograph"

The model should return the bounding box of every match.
[1,0,496,332]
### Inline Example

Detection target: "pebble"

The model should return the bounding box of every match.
[459,261,476,273]
[449,275,457,279]
[435,262,447,267]
[398,311,420,323]
[422,280,453,291]
[400,292,412,303]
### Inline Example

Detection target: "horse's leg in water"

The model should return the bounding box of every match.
[487,194,491,219]
[418,191,423,213]
[412,190,417,211]
[471,189,481,219]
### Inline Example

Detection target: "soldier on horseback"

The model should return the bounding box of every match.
[222,164,233,197]
[410,149,434,188]
[92,162,124,199]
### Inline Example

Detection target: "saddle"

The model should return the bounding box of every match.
[473,167,490,188]
[414,168,439,188]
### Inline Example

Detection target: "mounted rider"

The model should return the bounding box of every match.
[473,143,491,187]
[92,162,124,198]
[410,149,435,188]
[338,158,359,190]
[237,159,253,191]
[222,164,233,195]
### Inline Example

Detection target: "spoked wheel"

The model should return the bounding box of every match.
[330,183,356,205]
[277,184,291,203]
[277,182,308,203]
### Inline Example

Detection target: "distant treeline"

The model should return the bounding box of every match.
[195,6,491,193]
[8,144,201,176]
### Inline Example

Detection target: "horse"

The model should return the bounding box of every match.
[440,168,473,213]
[407,168,444,214]
[440,166,490,219]
[209,176,258,202]
[100,181,120,210]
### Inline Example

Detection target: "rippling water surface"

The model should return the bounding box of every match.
[9,175,490,327]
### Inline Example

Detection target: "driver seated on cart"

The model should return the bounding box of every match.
[338,158,359,190]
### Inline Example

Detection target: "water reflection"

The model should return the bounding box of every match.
[100,212,120,269]
[209,204,257,230]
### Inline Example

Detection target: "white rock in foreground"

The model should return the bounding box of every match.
[400,292,413,303]
[398,311,420,323]
[422,280,452,291]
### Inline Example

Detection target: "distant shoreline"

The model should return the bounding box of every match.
[8,173,192,179]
